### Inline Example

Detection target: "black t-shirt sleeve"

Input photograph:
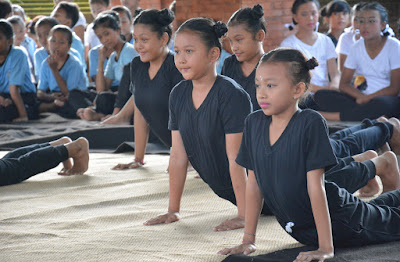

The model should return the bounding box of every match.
[114,63,132,109]
[168,83,182,131]
[305,115,338,172]
[220,82,252,134]
[236,115,254,170]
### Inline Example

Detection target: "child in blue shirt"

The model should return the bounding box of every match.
[37,25,86,116]
[0,20,37,123]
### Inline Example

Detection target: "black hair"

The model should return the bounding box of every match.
[134,8,143,18]
[291,0,320,25]
[0,0,12,19]
[360,2,388,24]
[134,9,174,44]
[93,10,120,31]
[320,0,350,18]
[89,0,110,6]
[228,4,266,38]
[12,4,26,20]
[53,2,80,28]
[176,17,227,55]
[7,15,24,28]
[0,19,14,39]
[111,5,132,22]
[49,24,73,46]
[35,16,59,31]
[259,48,318,91]
[28,15,45,36]
[351,2,366,18]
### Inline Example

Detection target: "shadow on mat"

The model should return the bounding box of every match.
[223,240,400,262]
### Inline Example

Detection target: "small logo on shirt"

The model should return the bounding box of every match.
[285,222,295,233]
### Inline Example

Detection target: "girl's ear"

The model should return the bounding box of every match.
[255,29,265,42]
[161,32,169,47]
[294,82,306,97]
[209,46,220,63]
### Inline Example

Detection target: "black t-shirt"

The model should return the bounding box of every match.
[327,33,338,47]
[169,75,252,191]
[130,53,183,147]
[114,63,132,109]
[221,55,260,111]
[236,109,338,229]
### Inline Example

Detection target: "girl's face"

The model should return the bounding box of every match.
[328,11,350,31]
[293,2,319,32]
[133,24,167,63]
[256,62,300,116]
[36,24,52,50]
[90,3,108,19]
[95,26,121,50]
[227,24,262,63]
[358,10,385,40]
[117,11,132,37]
[0,32,12,55]
[49,30,70,57]
[11,24,25,46]
[351,10,362,30]
[174,31,218,81]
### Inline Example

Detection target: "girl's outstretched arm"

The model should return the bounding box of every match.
[218,170,263,255]
[327,58,340,89]
[214,133,247,231]
[144,130,188,225]
[295,168,334,262]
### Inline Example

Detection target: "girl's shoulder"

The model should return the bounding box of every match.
[297,109,327,128]
[217,75,246,93]
[384,37,400,50]
[223,54,238,66]
[163,52,179,71]
[280,34,297,46]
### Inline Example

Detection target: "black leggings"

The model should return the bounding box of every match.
[0,143,69,186]
[314,90,400,121]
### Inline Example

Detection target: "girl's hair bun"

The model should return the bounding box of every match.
[156,8,174,26]
[251,4,264,19]
[305,57,319,70]
[213,21,228,38]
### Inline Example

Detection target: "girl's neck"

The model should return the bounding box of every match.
[124,33,132,43]
[0,45,11,65]
[328,28,343,40]
[149,48,169,69]
[296,29,317,44]
[241,47,264,76]
[271,104,299,127]
[56,53,69,68]
[364,35,386,50]
[192,66,217,92]
[114,39,125,55]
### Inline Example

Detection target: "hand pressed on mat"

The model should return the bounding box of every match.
[213,216,245,231]
[294,248,334,262]
[144,211,180,225]
[218,242,256,256]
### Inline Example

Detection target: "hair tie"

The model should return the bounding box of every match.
[305,57,318,70]
[284,22,296,31]
[213,21,227,38]
[251,4,264,19]
[381,24,395,37]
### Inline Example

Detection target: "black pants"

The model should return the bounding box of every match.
[68,89,117,116]
[0,143,69,186]
[329,119,393,158]
[0,92,38,123]
[314,90,400,121]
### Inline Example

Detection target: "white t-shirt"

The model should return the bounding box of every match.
[73,11,86,29]
[84,23,101,48]
[344,37,400,95]
[280,33,337,87]
[336,27,359,56]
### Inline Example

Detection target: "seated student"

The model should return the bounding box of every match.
[320,0,351,47]
[0,0,12,19]
[51,1,86,72]
[121,0,140,18]
[336,2,365,72]
[0,20,37,123]
[7,15,36,83]
[314,2,400,121]
[36,25,87,117]
[280,0,340,110]
[218,48,400,260]
[34,16,83,82]
[53,0,86,44]
[0,136,89,187]
[27,15,44,49]
[111,5,133,44]
[77,11,137,121]
[222,4,266,111]
[85,0,110,62]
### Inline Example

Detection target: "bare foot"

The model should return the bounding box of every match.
[213,216,245,231]
[54,99,65,107]
[352,150,378,162]
[359,177,380,197]
[388,118,400,155]
[377,116,388,122]
[80,108,104,121]
[60,137,89,176]
[374,151,400,194]
[49,137,74,173]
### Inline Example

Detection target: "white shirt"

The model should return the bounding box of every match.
[336,27,360,56]
[73,11,86,29]
[280,33,337,87]
[344,37,400,95]
[84,23,101,48]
